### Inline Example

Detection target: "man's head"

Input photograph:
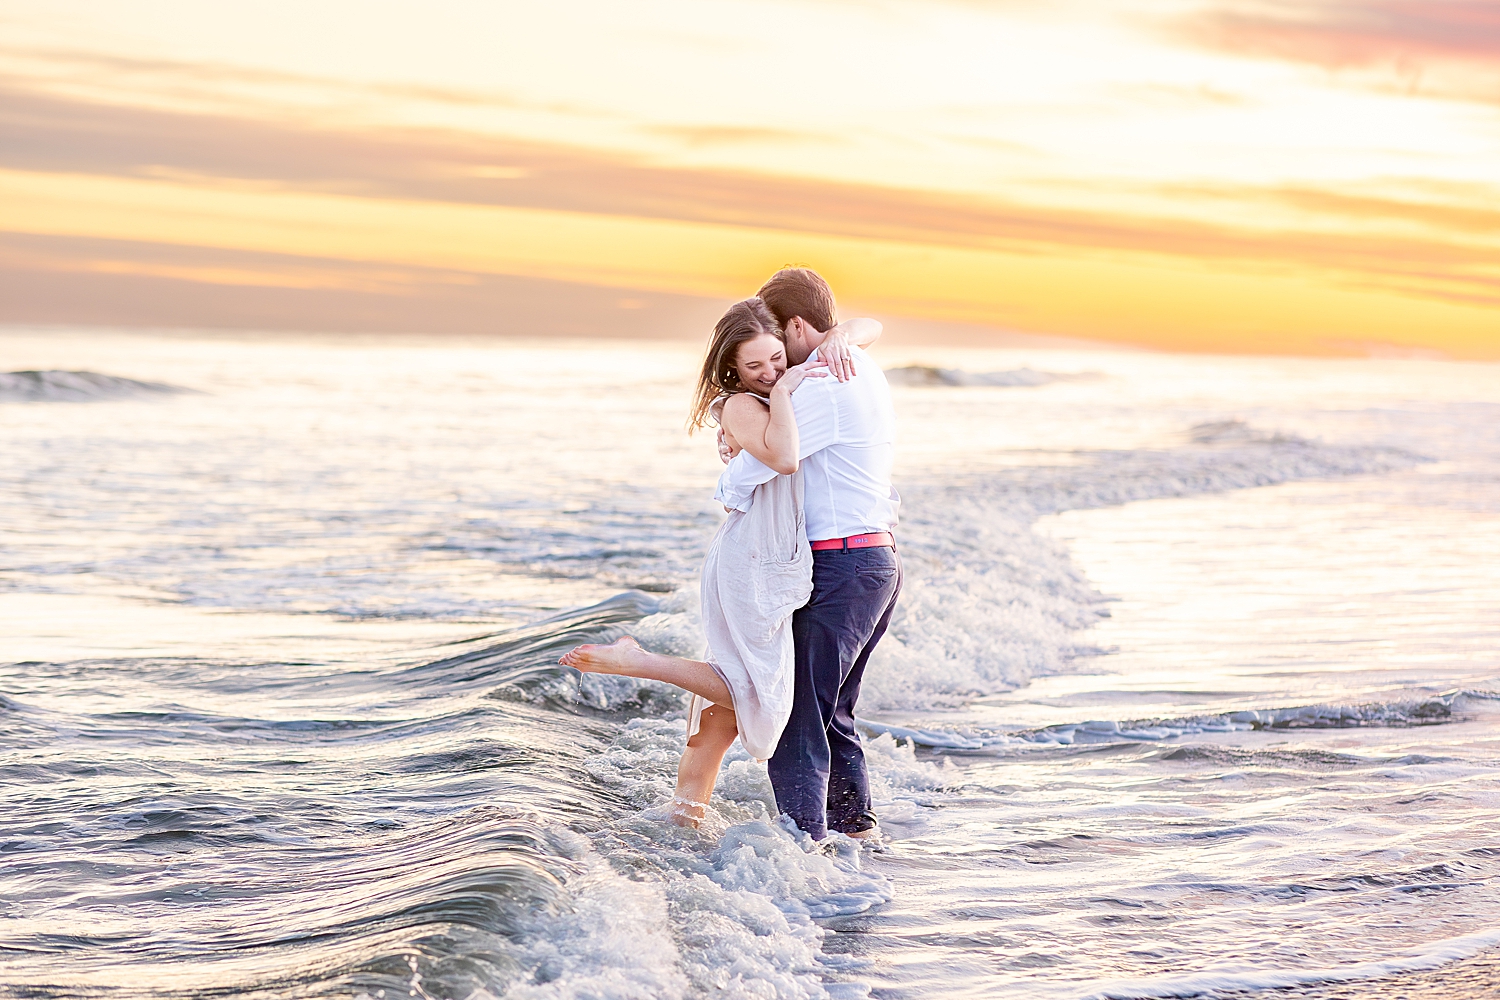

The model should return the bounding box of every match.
[757,267,836,365]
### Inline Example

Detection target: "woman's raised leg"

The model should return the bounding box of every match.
[559,636,732,705]
[561,637,739,827]
[670,703,739,828]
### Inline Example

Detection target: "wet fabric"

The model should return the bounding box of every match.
[768,545,903,839]
[690,469,813,761]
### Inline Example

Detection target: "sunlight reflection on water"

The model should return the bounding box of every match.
[2,328,1499,999]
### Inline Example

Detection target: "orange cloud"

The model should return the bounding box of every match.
[639,125,837,148]
[4,164,1497,359]
[2,37,1497,361]
[5,82,1497,306]
[0,230,728,338]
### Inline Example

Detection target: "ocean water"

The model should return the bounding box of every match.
[2,328,1498,999]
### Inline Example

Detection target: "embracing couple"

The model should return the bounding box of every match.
[562,267,901,842]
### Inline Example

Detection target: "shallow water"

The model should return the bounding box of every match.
[2,328,1498,999]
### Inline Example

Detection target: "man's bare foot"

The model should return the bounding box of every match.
[559,635,646,676]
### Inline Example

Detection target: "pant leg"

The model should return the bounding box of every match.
[768,546,903,839]
[767,576,847,840]
[825,549,902,834]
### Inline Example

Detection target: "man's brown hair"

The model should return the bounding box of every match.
[757,267,836,333]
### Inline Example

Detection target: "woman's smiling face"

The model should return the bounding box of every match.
[733,332,788,395]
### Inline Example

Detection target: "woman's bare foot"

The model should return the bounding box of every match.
[669,796,707,829]
[559,635,647,676]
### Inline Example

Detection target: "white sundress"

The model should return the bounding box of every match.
[687,415,814,761]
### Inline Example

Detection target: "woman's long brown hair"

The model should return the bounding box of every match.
[688,297,783,432]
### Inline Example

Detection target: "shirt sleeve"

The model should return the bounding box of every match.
[790,375,840,459]
[715,449,776,511]
[713,356,846,510]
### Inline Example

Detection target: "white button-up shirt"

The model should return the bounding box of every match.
[715,346,900,540]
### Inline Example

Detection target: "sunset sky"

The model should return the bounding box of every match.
[2,0,1498,356]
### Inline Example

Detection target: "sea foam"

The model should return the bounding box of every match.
[852,425,1424,711]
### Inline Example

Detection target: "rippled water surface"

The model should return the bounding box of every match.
[2,328,1498,999]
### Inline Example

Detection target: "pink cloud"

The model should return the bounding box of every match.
[1181,1,1500,68]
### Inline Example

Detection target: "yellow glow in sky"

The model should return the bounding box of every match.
[1,0,1497,356]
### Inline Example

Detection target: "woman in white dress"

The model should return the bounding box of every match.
[560,297,879,826]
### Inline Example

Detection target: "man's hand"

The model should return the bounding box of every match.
[717,427,732,465]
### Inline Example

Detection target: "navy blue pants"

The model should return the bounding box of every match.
[768,545,902,839]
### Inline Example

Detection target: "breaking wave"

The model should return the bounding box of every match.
[853,424,1427,710]
[884,365,1100,387]
[861,689,1500,750]
[458,421,1430,717]
[5,336,1493,1000]
[0,651,925,1000]
[0,369,193,401]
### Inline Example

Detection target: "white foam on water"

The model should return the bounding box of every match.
[502,850,690,1000]
[862,505,1101,711]
[344,836,694,1000]
[529,719,966,998]
[485,419,1468,1000]
[857,433,1426,713]
[535,424,1428,721]
[9,336,1496,1000]
[604,501,1104,717]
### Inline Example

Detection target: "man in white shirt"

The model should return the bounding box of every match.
[715,268,901,841]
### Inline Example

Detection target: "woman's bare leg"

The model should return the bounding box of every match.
[559,636,732,705]
[671,704,739,828]
[561,637,739,828]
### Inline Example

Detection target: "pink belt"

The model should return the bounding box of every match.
[810,532,894,552]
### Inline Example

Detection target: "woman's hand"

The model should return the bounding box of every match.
[773,358,830,397]
[723,360,823,475]
[818,328,856,382]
